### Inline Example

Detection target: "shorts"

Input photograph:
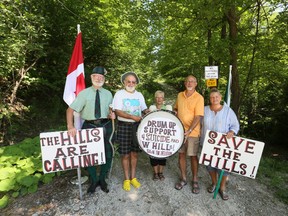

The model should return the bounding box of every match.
[117,121,141,155]
[178,137,199,156]
[149,157,167,166]
[206,166,230,176]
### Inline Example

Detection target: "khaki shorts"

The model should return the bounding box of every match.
[178,137,200,156]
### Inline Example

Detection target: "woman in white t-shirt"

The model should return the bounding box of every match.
[149,90,172,181]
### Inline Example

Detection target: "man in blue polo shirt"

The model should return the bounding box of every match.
[66,66,115,194]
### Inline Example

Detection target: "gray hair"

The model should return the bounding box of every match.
[210,88,222,96]
[155,90,165,98]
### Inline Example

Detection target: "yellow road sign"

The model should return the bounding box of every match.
[206,79,217,87]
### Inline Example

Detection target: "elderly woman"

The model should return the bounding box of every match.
[202,88,239,200]
[149,90,172,180]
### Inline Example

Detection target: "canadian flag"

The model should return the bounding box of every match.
[63,31,86,106]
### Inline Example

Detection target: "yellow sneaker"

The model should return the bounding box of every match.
[130,178,141,189]
[123,180,130,191]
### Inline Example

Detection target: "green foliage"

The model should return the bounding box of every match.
[0,136,57,208]
[0,179,15,192]
[0,195,9,209]
[41,173,55,184]
[257,157,288,204]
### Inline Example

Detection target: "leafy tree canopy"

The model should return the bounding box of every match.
[0,0,287,148]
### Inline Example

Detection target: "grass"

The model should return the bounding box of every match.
[257,156,288,204]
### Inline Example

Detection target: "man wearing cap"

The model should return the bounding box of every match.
[66,66,115,194]
[112,72,149,191]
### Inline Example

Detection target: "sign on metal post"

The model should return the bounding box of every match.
[206,79,217,87]
[40,128,106,174]
[199,130,265,179]
[205,66,219,79]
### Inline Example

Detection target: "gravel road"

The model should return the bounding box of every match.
[2,150,287,216]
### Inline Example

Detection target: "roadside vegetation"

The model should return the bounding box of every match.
[257,156,288,204]
[1,135,287,209]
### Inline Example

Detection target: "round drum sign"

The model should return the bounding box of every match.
[137,110,185,158]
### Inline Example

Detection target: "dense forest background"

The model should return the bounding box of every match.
[0,0,287,155]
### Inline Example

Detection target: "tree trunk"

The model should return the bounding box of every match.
[221,15,227,40]
[241,0,261,104]
[9,60,38,105]
[10,68,25,104]
[207,28,213,65]
[227,5,240,118]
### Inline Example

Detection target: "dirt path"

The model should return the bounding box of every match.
[2,151,287,216]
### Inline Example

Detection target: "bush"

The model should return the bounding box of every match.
[0,137,57,209]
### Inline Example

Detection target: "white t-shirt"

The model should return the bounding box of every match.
[112,89,147,122]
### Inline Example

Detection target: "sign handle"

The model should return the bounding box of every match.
[108,104,115,178]
[213,170,224,199]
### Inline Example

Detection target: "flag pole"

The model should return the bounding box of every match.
[213,170,224,199]
[224,65,232,106]
[213,65,232,199]
[63,24,86,200]
[76,24,83,200]
[77,24,80,34]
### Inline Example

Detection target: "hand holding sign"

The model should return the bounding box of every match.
[137,110,185,159]
[199,130,265,179]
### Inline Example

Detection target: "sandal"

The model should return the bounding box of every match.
[219,190,229,200]
[158,173,165,181]
[192,181,200,194]
[207,184,216,193]
[130,178,141,189]
[153,173,160,181]
[175,179,187,190]
[123,180,130,191]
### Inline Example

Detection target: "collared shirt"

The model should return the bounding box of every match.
[174,90,204,137]
[70,86,113,120]
[201,104,240,144]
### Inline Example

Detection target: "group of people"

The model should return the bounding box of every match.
[66,66,239,201]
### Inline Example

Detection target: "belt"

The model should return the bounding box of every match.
[118,121,135,125]
[85,119,109,125]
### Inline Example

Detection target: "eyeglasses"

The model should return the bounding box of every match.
[125,80,137,84]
